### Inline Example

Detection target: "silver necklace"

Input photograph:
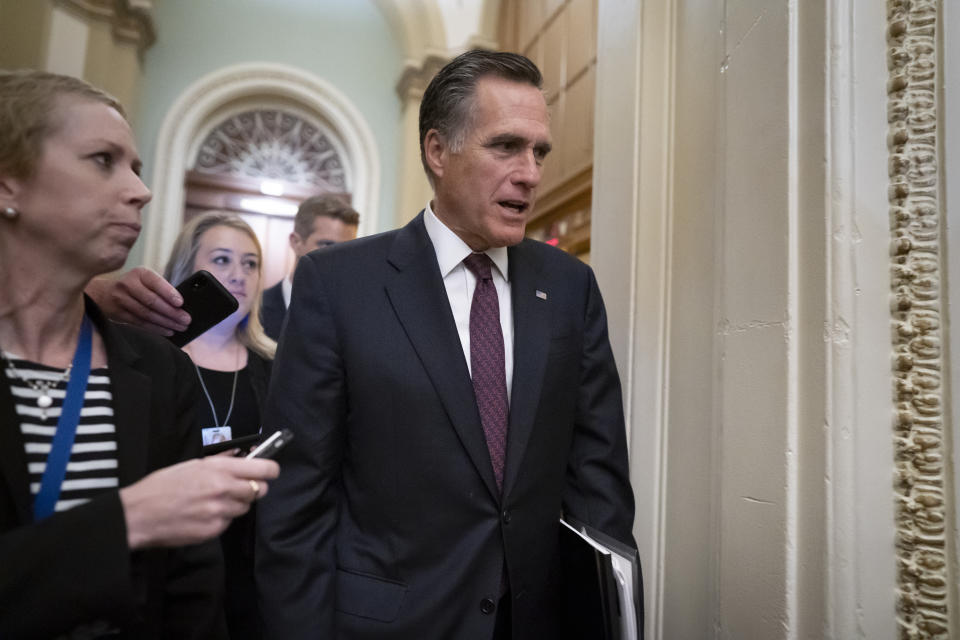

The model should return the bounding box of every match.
[193,362,239,428]
[1,352,73,420]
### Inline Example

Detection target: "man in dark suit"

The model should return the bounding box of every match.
[260,194,359,340]
[256,50,637,640]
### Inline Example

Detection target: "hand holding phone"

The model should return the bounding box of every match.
[246,429,293,460]
[167,270,239,348]
[201,432,262,457]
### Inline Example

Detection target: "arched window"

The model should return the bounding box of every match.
[193,109,348,191]
[180,105,357,285]
[142,63,379,276]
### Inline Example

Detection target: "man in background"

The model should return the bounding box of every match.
[260,194,359,340]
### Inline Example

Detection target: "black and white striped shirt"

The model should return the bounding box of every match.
[3,356,119,513]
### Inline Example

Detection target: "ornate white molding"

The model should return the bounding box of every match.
[142,63,380,270]
[54,0,155,52]
[193,109,349,192]
[593,1,676,637]
[395,53,450,102]
[887,1,950,638]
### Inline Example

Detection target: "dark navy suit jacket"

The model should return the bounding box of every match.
[260,280,286,342]
[256,213,636,639]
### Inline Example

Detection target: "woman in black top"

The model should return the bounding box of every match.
[0,70,279,639]
[164,211,277,640]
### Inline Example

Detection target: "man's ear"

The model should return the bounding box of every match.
[288,231,302,253]
[423,129,448,180]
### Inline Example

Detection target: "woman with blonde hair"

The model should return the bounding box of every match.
[0,70,279,638]
[163,210,276,640]
[164,212,275,364]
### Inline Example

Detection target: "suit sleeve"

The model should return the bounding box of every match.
[561,267,637,547]
[0,490,136,637]
[256,255,346,639]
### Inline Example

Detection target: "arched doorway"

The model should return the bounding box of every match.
[142,62,379,271]
[184,107,352,287]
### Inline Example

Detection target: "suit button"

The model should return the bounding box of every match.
[502,510,511,524]
[480,598,496,615]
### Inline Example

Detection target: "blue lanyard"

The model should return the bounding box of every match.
[33,315,93,521]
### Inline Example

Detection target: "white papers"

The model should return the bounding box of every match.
[610,552,638,640]
[560,518,639,640]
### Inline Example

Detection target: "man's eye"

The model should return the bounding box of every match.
[489,140,517,152]
[316,240,335,249]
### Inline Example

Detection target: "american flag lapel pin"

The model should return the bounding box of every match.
[536,290,547,300]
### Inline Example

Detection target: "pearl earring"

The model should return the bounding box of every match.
[1,207,18,220]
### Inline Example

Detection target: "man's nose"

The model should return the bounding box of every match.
[513,149,542,188]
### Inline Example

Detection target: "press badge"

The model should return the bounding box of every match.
[202,426,233,446]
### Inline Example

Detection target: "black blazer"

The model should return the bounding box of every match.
[260,281,286,342]
[0,299,226,639]
[257,213,636,639]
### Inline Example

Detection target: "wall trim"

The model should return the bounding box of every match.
[395,53,449,101]
[54,0,155,51]
[886,1,951,637]
[142,62,380,270]
[593,0,677,637]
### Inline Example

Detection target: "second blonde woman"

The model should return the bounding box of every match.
[164,211,275,640]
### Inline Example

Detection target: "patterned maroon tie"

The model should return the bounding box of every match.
[463,253,508,491]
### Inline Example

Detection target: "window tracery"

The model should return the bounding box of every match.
[194,109,348,192]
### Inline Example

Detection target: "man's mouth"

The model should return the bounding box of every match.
[499,200,528,214]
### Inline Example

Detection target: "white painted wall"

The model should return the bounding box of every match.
[436,0,485,51]
[43,6,88,77]
[594,0,900,637]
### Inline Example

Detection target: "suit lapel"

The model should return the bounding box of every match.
[503,243,551,496]
[110,357,151,487]
[385,215,500,499]
[0,375,34,522]
[87,300,151,488]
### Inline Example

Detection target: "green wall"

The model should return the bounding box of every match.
[129,0,403,265]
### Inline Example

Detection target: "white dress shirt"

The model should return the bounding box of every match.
[281,274,293,308]
[423,202,514,404]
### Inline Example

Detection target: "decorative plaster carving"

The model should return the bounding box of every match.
[395,53,450,101]
[195,109,348,192]
[54,0,155,51]
[887,1,950,638]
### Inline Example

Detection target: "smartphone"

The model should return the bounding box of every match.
[201,432,262,457]
[168,270,239,348]
[246,429,293,460]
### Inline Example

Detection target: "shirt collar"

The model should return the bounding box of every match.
[423,201,509,280]
[281,273,293,308]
